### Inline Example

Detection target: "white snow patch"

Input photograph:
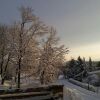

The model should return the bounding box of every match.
[69,78,96,92]
[55,79,100,100]
[63,86,84,100]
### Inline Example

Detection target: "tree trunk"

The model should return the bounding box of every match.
[17,22,24,88]
[1,78,4,85]
[0,49,4,77]
[17,57,21,88]
[1,53,10,85]
[0,61,3,77]
[40,70,45,84]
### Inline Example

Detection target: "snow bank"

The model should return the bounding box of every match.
[69,78,96,92]
[89,70,100,75]
[58,75,65,79]
[55,79,100,100]
[63,86,84,100]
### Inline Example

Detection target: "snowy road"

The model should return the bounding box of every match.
[56,79,100,100]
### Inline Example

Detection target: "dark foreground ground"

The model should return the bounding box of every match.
[0,85,63,100]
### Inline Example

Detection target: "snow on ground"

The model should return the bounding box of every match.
[89,70,100,74]
[68,78,96,92]
[63,86,84,100]
[55,79,100,100]
[0,74,40,89]
[0,72,100,100]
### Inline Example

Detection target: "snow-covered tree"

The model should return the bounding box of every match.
[67,56,87,81]
[0,6,69,87]
[0,25,13,84]
[9,6,48,88]
[39,28,68,84]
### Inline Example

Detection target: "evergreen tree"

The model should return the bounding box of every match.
[69,58,76,68]
[96,61,100,69]
[89,57,93,71]
[77,56,83,65]
[67,56,87,81]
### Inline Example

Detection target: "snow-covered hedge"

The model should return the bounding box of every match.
[68,78,96,92]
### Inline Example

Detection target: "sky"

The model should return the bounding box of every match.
[0,0,100,61]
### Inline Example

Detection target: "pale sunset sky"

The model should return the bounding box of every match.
[0,0,100,61]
